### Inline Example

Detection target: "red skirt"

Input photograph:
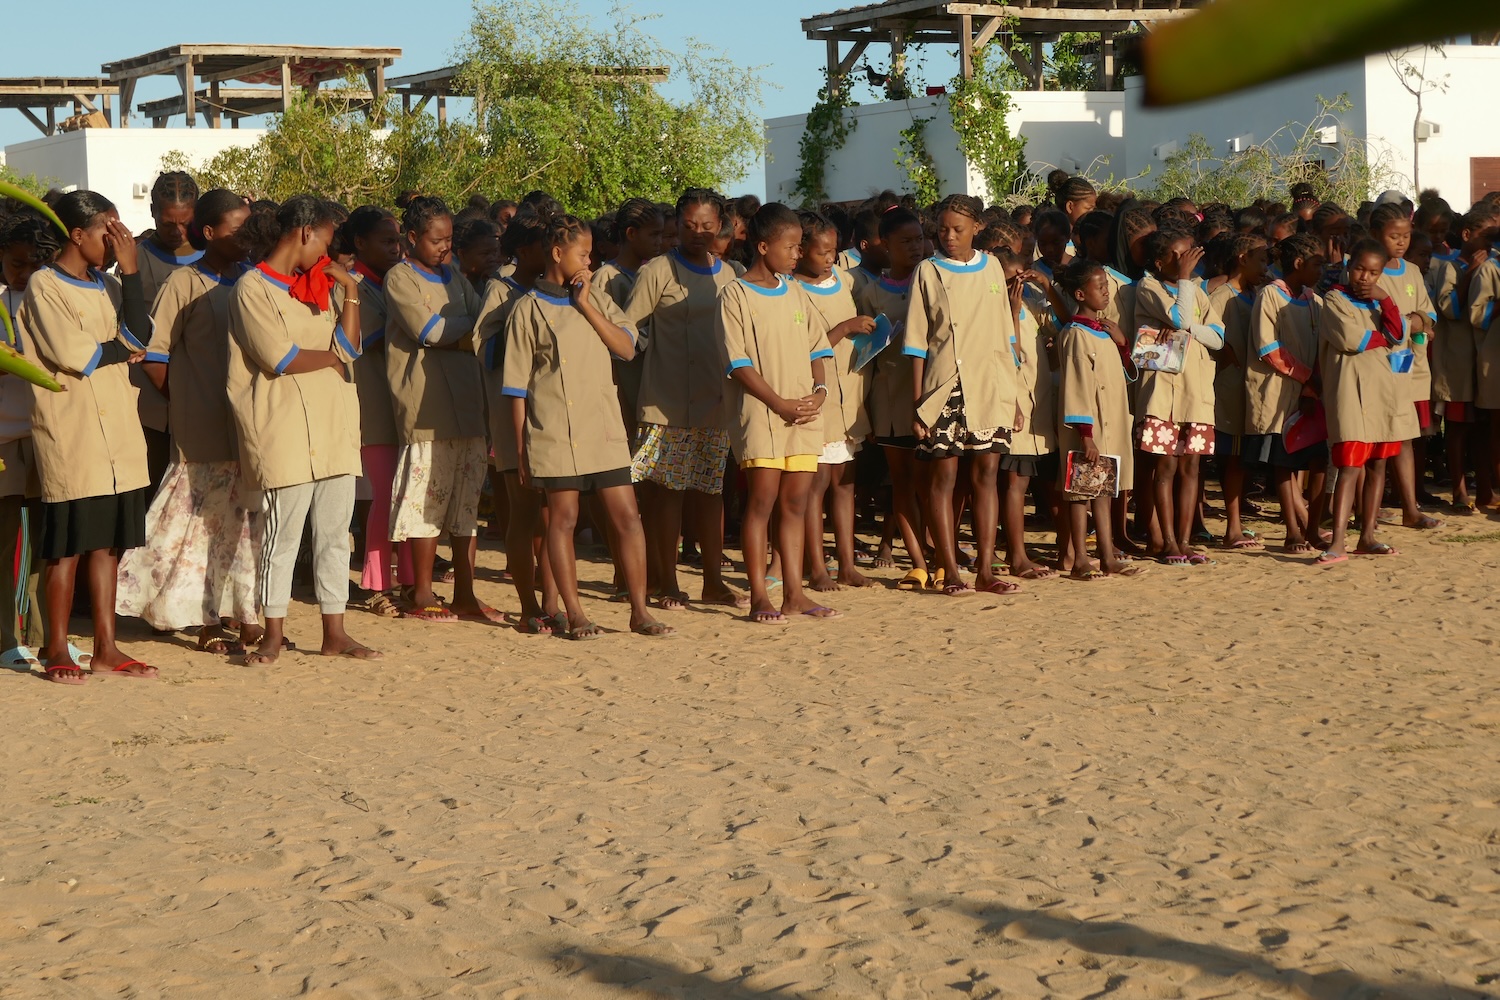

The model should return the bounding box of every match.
[1331,440,1401,468]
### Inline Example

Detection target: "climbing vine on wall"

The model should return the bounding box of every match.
[794,70,859,206]
[895,116,941,206]
[948,49,1029,202]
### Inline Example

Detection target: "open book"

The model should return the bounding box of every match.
[1065,451,1122,498]
[1130,326,1189,374]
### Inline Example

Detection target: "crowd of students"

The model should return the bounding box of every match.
[0,169,1493,683]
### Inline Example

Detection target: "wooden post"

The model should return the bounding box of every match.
[402,93,410,114]
[118,78,135,127]
[959,13,974,80]
[437,95,447,125]
[180,58,195,126]
[209,79,221,128]
[1031,40,1045,90]
[44,105,55,135]
[102,92,112,127]
[281,59,293,112]
[826,38,840,81]
[890,29,906,96]
[1100,31,1115,89]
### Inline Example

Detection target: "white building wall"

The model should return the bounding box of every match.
[5,128,265,234]
[765,90,1125,205]
[1359,46,1500,206]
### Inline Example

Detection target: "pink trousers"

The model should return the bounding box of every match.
[361,444,414,592]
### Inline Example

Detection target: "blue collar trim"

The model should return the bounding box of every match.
[739,276,789,297]
[409,261,452,284]
[929,252,987,274]
[796,272,843,296]
[142,240,203,266]
[50,265,105,289]
[673,250,721,276]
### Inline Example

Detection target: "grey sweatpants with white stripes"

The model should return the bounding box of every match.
[259,475,355,620]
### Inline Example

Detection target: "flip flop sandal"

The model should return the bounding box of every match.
[654,591,690,610]
[365,592,403,618]
[632,621,675,637]
[979,579,1022,594]
[66,642,93,668]
[1409,515,1443,530]
[1222,538,1264,550]
[800,605,843,619]
[1354,543,1400,555]
[1013,567,1055,580]
[1160,555,1191,565]
[941,581,975,597]
[566,621,601,641]
[43,663,87,685]
[1316,552,1349,566]
[107,660,159,679]
[896,569,929,591]
[547,612,569,634]
[522,615,554,635]
[1451,501,1477,516]
[322,645,382,659]
[1109,564,1151,577]
[2,646,41,671]
[1070,568,1108,581]
[1283,541,1316,554]
[1186,554,1216,566]
[456,606,507,624]
[403,604,459,622]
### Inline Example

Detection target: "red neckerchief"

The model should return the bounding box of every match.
[352,261,384,288]
[258,257,334,310]
[1070,315,1109,332]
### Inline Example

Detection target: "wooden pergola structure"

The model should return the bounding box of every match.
[0,78,118,134]
[102,44,401,128]
[803,0,1206,90]
[388,64,671,124]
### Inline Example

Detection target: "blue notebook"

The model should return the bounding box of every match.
[851,314,894,372]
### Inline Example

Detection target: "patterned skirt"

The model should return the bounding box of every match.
[630,424,730,493]
[116,461,261,629]
[916,378,1009,460]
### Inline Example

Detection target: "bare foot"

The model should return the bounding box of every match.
[700,586,751,609]
[321,642,383,659]
[835,568,870,588]
[808,573,842,593]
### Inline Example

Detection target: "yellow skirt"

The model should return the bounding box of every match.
[740,454,819,473]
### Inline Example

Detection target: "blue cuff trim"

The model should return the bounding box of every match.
[1169,303,1184,329]
[274,345,300,374]
[810,348,835,360]
[726,358,753,375]
[119,324,146,351]
[500,386,529,398]
[144,351,170,364]
[1257,340,1281,358]
[1482,302,1495,331]
[418,314,442,345]
[334,323,359,359]
[901,346,928,358]
[1357,330,1373,352]
[1208,323,1225,336]
[79,343,104,377]
[1063,414,1094,425]
[484,338,499,370]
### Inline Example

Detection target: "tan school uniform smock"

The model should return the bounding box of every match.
[226,266,362,491]
[146,262,248,464]
[593,261,647,441]
[0,285,39,499]
[500,282,636,479]
[1377,258,1437,408]
[1132,276,1221,426]
[903,251,1019,432]
[1207,283,1253,436]
[1467,255,1500,409]
[1320,288,1409,445]
[857,273,917,440]
[1428,257,1474,404]
[383,260,485,443]
[1009,287,1057,457]
[348,265,398,447]
[18,266,149,503]
[797,267,870,445]
[133,241,200,434]
[1244,284,1321,436]
[1056,320,1134,485]
[717,277,833,461]
[624,250,737,429]
[475,275,528,472]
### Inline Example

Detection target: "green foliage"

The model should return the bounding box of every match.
[894,117,941,206]
[165,2,765,215]
[947,50,1028,203]
[0,165,49,201]
[1047,33,1101,91]
[794,70,858,207]
[457,1,764,216]
[1143,95,1396,208]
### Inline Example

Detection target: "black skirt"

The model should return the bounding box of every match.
[532,467,633,495]
[40,488,148,559]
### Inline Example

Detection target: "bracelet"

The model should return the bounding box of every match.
[344,297,361,306]
[813,383,828,395]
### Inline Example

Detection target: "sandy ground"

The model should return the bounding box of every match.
[4,509,1500,999]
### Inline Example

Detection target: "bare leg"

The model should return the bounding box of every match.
[544,489,595,637]
[883,446,928,574]
[829,462,867,587]
[742,469,780,618]
[691,488,741,605]
[1175,455,1200,553]
[1448,418,1472,507]
[924,456,964,587]
[1357,458,1388,552]
[505,473,548,626]
[1221,455,1250,544]
[1153,453,1182,557]
[641,481,687,608]
[598,485,669,634]
[969,453,1008,591]
[776,472,835,617]
[804,463,837,591]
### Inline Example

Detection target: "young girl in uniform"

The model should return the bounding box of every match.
[1132,229,1225,565]
[337,207,412,617]
[1318,239,1409,565]
[718,203,838,623]
[593,198,664,448]
[994,248,1059,579]
[1206,232,1269,551]
[0,212,54,669]
[1055,259,1146,581]
[858,208,930,590]
[227,195,379,663]
[794,211,874,591]
[384,196,499,624]
[478,209,560,634]
[1244,234,1326,553]
[117,189,261,654]
[135,171,203,497]
[454,217,501,293]
[1431,207,1493,511]
[501,215,671,641]
[906,194,1020,597]
[1370,204,1441,530]
[19,191,156,683]
[624,188,744,610]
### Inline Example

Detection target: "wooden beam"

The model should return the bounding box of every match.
[106,54,191,83]
[437,95,447,126]
[280,60,293,112]
[199,56,287,85]
[179,58,195,126]
[364,65,385,98]
[1031,40,1045,90]
[837,40,870,79]
[826,38,840,80]
[208,80,221,128]
[1099,29,1115,88]
[18,107,48,135]
[958,13,974,79]
[944,2,1193,20]
[803,0,941,32]
[102,92,112,126]
[972,14,1004,53]
[118,77,136,127]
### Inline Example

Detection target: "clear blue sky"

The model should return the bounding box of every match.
[0,0,958,199]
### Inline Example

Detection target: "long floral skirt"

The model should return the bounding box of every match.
[116,461,262,629]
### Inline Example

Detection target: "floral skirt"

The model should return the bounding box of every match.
[1135,418,1214,457]
[116,461,261,629]
[916,379,1008,461]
